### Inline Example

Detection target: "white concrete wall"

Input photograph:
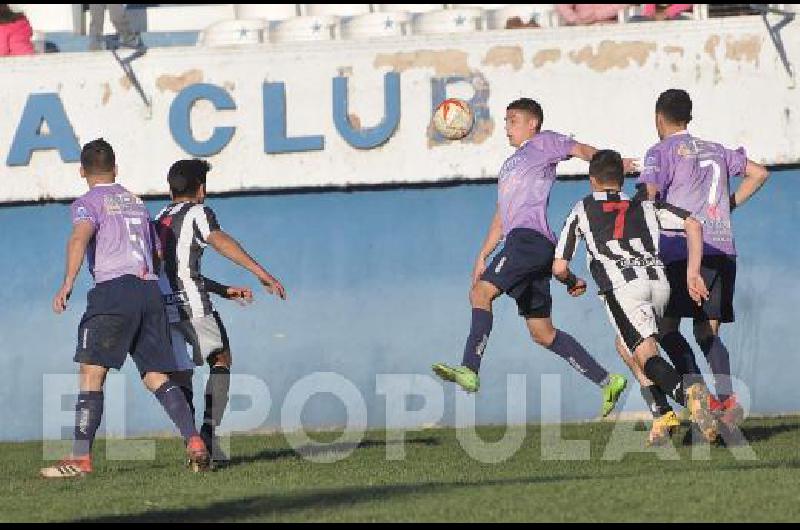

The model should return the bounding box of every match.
[0,15,797,203]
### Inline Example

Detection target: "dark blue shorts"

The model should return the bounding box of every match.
[665,255,736,323]
[74,275,177,374]
[481,228,554,318]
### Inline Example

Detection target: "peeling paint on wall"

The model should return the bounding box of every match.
[156,69,204,93]
[569,41,657,72]
[374,50,471,76]
[725,35,762,65]
[533,49,562,68]
[482,46,523,70]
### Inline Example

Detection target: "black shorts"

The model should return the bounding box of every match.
[481,228,554,318]
[665,255,736,323]
[74,275,177,374]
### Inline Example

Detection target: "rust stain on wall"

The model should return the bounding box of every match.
[569,41,656,72]
[532,49,561,68]
[663,45,684,57]
[374,50,471,76]
[705,35,720,61]
[156,69,204,93]
[101,83,111,106]
[482,46,523,70]
[348,114,362,130]
[119,76,132,91]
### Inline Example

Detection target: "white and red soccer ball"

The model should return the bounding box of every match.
[432,98,474,140]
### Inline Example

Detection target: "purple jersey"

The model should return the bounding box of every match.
[638,133,747,263]
[498,130,576,242]
[70,183,160,283]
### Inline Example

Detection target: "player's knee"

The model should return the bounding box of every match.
[208,349,232,369]
[531,326,556,347]
[469,283,493,308]
[169,370,193,388]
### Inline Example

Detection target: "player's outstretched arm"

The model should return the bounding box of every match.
[730,160,769,211]
[202,276,253,303]
[206,230,286,300]
[53,221,95,314]
[552,258,587,297]
[684,217,709,305]
[472,207,503,286]
[570,142,637,173]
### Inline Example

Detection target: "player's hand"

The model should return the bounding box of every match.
[225,286,254,305]
[687,273,709,305]
[623,158,641,174]
[52,282,73,314]
[472,256,487,287]
[259,274,287,300]
[567,278,587,297]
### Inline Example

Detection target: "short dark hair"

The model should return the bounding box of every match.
[655,89,692,125]
[168,159,211,196]
[589,150,624,188]
[506,98,543,130]
[80,138,115,173]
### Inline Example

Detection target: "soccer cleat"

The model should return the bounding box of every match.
[432,363,480,393]
[40,455,92,479]
[600,374,627,417]
[685,383,719,443]
[647,410,680,447]
[186,435,211,472]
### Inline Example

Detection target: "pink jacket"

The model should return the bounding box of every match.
[556,4,631,25]
[0,16,35,56]
[641,4,693,19]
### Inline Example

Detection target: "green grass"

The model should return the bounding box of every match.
[3,416,800,522]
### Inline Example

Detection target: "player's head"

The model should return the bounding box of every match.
[80,138,116,182]
[505,98,543,147]
[655,89,692,139]
[589,149,624,191]
[168,159,211,202]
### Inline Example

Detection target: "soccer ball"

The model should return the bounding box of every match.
[432,98,474,140]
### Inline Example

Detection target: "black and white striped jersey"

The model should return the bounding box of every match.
[555,191,691,293]
[155,201,221,322]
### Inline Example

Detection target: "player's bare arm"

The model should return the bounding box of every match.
[472,207,503,286]
[206,230,286,300]
[53,220,95,314]
[684,216,709,305]
[571,143,637,173]
[730,160,769,211]
[552,258,587,297]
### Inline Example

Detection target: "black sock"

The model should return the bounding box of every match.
[73,391,104,457]
[643,357,686,406]
[202,366,230,445]
[154,382,198,442]
[659,332,702,384]
[641,385,672,418]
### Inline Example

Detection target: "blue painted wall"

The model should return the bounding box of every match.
[0,172,797,441]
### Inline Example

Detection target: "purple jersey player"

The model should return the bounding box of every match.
[433,98,634,418]
[42,139,209,479]
[636,89,769,427]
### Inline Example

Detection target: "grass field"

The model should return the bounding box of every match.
[3,416,800,522]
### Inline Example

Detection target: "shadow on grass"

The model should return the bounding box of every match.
[72,473,601,523]
[225,437,441,468]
